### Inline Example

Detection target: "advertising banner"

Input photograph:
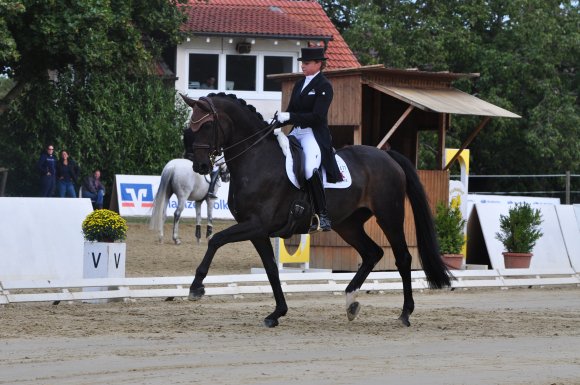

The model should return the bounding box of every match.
[111,174,233,219]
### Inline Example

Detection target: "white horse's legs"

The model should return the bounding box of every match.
[173,201,185,245]
[195,200,203,244]
[206,198,214,240]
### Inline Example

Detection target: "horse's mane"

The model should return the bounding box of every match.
[207,92,268,126]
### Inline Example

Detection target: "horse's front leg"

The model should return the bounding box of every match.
[189,222,265,300]
[206,198,214,239]
[251,237,288,327]
[194,200,203,243]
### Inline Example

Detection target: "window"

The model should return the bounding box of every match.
[186,50,295,94]
[226,55,256,91]
[263,56,293,91]
[188,54,218,90]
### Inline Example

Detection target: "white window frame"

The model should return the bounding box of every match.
[186,48,297,100]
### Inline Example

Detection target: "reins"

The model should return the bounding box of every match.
[196,97,278,166]
[214,120,278,165]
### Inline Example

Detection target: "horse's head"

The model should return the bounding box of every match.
[181,93,270,175]
[181,94,223,175]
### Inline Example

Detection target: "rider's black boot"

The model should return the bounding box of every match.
[307,169,331,232]
[207,169,219,199]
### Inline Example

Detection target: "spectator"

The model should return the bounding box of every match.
[37,144,57,197]
[56,150,80,198]
[200,76,216,89]
[82,169,105,209]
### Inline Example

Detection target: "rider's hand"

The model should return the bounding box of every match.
[277,112,290,124]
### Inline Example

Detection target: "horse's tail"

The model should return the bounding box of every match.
[149,163,174,233]
[387,150,452,289]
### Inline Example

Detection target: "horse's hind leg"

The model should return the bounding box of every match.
[195,200,202,243]
[333,214,384,322]
[376,218,414,327]
[206,198,214,239]
[173,199,185,245]
[251,237,288,327]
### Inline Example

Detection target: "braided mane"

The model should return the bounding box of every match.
[207,92,268,126]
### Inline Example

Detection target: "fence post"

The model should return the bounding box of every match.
[566,171,571,205]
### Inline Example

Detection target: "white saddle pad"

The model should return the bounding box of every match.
[274,129,352,189]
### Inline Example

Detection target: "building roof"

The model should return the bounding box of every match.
[368,83,520,118]
[179,0,360,69]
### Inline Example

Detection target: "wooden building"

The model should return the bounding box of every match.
[271,65,519,271]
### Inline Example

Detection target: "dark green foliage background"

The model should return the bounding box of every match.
[0,0,188,199]
[0,72,187,198]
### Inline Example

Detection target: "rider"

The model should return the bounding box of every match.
[275,46,342,232]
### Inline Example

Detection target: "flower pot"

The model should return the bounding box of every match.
[442,254,464,270]
[502,252,532,269]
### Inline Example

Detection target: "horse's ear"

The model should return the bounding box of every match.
[180,93,197,108]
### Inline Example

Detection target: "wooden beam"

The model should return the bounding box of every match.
[376,105,414,149]
[444,116,491,170]
[437,113,447,169]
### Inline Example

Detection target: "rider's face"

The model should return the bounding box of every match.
[301,60,321,76]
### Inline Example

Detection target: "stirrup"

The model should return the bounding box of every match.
[207,192,218,199]
[309,214,331,233]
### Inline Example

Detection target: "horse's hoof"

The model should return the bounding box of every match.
[195,238,201,244]
[347,301,360,321]
[175,239,181,245]
[398,313,411,327]
[188,286,205,301]
[263,318,279,328]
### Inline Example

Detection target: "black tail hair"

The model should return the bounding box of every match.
[387,150,452,289]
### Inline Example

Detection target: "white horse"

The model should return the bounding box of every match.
[149,158,229,245]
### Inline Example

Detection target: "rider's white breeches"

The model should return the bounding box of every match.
[289,127,321,180]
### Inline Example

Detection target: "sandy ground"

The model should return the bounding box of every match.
[1,219,580,385]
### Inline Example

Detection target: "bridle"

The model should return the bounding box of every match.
[189,96,278,167]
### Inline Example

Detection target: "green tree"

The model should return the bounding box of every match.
[0,0,188,198]
[324,0,579,201]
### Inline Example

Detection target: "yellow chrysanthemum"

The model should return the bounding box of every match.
[82,209,128,242]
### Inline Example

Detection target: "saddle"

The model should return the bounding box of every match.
[273,129,352,190]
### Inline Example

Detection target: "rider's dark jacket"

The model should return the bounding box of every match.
[285,72,342,183]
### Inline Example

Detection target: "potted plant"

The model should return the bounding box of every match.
[82,209,128,282]
[434,197,466,270]
[495,202,543,268]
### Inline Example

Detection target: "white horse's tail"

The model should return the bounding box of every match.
[149,162,175,233]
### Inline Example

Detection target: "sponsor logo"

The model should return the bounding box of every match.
[120,183,154,208]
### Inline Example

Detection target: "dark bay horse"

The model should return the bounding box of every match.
[182,93,451,327]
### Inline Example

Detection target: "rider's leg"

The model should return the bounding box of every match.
[207,169,219,199]
[289,127,329,231]
[307,169,331,231]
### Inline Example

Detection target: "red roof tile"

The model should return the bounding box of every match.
[180,0,360,69]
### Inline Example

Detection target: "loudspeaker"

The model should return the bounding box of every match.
[236,42,251,54]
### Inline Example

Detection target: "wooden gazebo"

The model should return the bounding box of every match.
[271,65,519,271]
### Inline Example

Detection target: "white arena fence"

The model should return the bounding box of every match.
[1,268,579,305]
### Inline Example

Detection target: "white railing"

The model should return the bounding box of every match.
[1,268,579,305]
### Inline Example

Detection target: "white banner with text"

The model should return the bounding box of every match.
[112,174,233,219]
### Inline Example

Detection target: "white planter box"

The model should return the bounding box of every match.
[83,242,126,302]
[83,242,126,279]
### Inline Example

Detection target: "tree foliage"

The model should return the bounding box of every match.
[0,0,188,198]
[323,0,579,198]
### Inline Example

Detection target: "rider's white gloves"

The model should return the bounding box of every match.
[277,112,290,124]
